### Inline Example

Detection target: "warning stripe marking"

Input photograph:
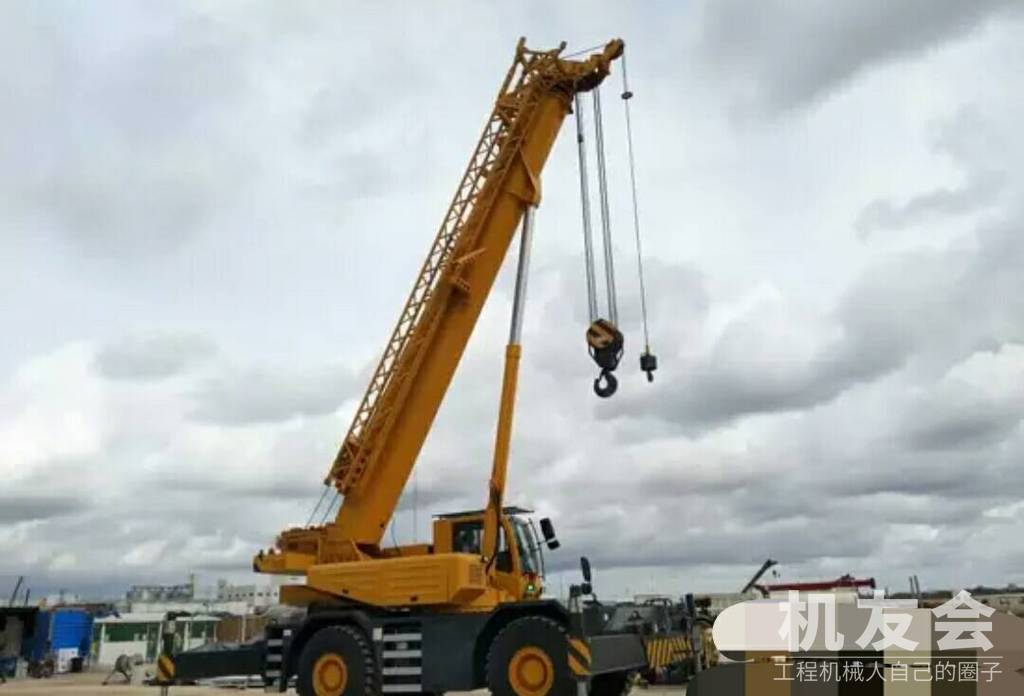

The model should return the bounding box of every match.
[568,638,591,662]
[568,637,590,678]
[646,636,690,668]
[569,653,589,676]
[157,655,175,681]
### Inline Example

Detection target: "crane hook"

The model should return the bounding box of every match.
[586,319,623,398]
[593,369,618,398]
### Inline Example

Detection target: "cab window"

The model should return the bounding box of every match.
[452,521,482,554]
[495,526,513,573]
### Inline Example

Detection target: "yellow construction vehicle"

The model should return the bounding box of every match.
[155,38,683,696]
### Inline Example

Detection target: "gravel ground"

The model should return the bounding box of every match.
[0,669,238,695]
[0,670,686,695]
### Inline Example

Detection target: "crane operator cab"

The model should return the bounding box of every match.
[433,506,559,601]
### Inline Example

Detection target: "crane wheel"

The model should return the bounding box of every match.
[486,616,574,696]
[297,625,377,696]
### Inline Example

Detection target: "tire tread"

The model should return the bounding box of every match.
[296,623,378,696]
[486,615,573,696]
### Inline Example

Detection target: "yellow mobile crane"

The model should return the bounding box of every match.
[156,38,683,696]
[256,36,626,610]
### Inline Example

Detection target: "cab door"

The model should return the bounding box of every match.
[490,517,527,600]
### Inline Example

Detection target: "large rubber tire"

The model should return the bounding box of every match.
[589,671,631,696]
[296,625,378,696]
[487,616,574,696]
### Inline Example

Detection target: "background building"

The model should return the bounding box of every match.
[92,613,218,665]
[121,575,295,615]
[215,579,280,608]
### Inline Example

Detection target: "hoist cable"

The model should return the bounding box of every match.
[591,88,619,326]
[320,491,340,525]
[413,468,419,541]
[563,42,608,59]
[574,93,599,323]
[620,52,652,351]
[389,518,402,556]
[306,484,330,526]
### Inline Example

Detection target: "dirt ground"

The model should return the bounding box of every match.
[0,670,686,695]
[0,668,237,694]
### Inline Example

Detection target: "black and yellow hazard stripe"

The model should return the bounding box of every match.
[645,635,691,669]
[568,637,591,678]
[156,654,176,683]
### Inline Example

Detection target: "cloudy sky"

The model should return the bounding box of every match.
[2,1,1022,601]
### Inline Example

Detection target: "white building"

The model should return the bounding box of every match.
[699,592,760,617]
[215,579,281,608]
[123,575,299,616]
[92,613,219,665]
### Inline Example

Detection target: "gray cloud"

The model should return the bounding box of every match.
[650,350,887,430]
[904,400,1022,452]
[190,362,354,425]
[699,0,1022,111]
[0,6,253,255]
[551,498,880,572]
[0,494,86,524]
[847,217,1024,366]
[95,332,217,380]
[856,172,1005,238]
[2,2,1023,601]
[856,108,1012,237]
[157,471,317,502]
[613,290,905,433]
[636,201,1023,433]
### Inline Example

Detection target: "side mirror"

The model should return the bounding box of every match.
[580,556,592,583]
[540,518,560,550]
